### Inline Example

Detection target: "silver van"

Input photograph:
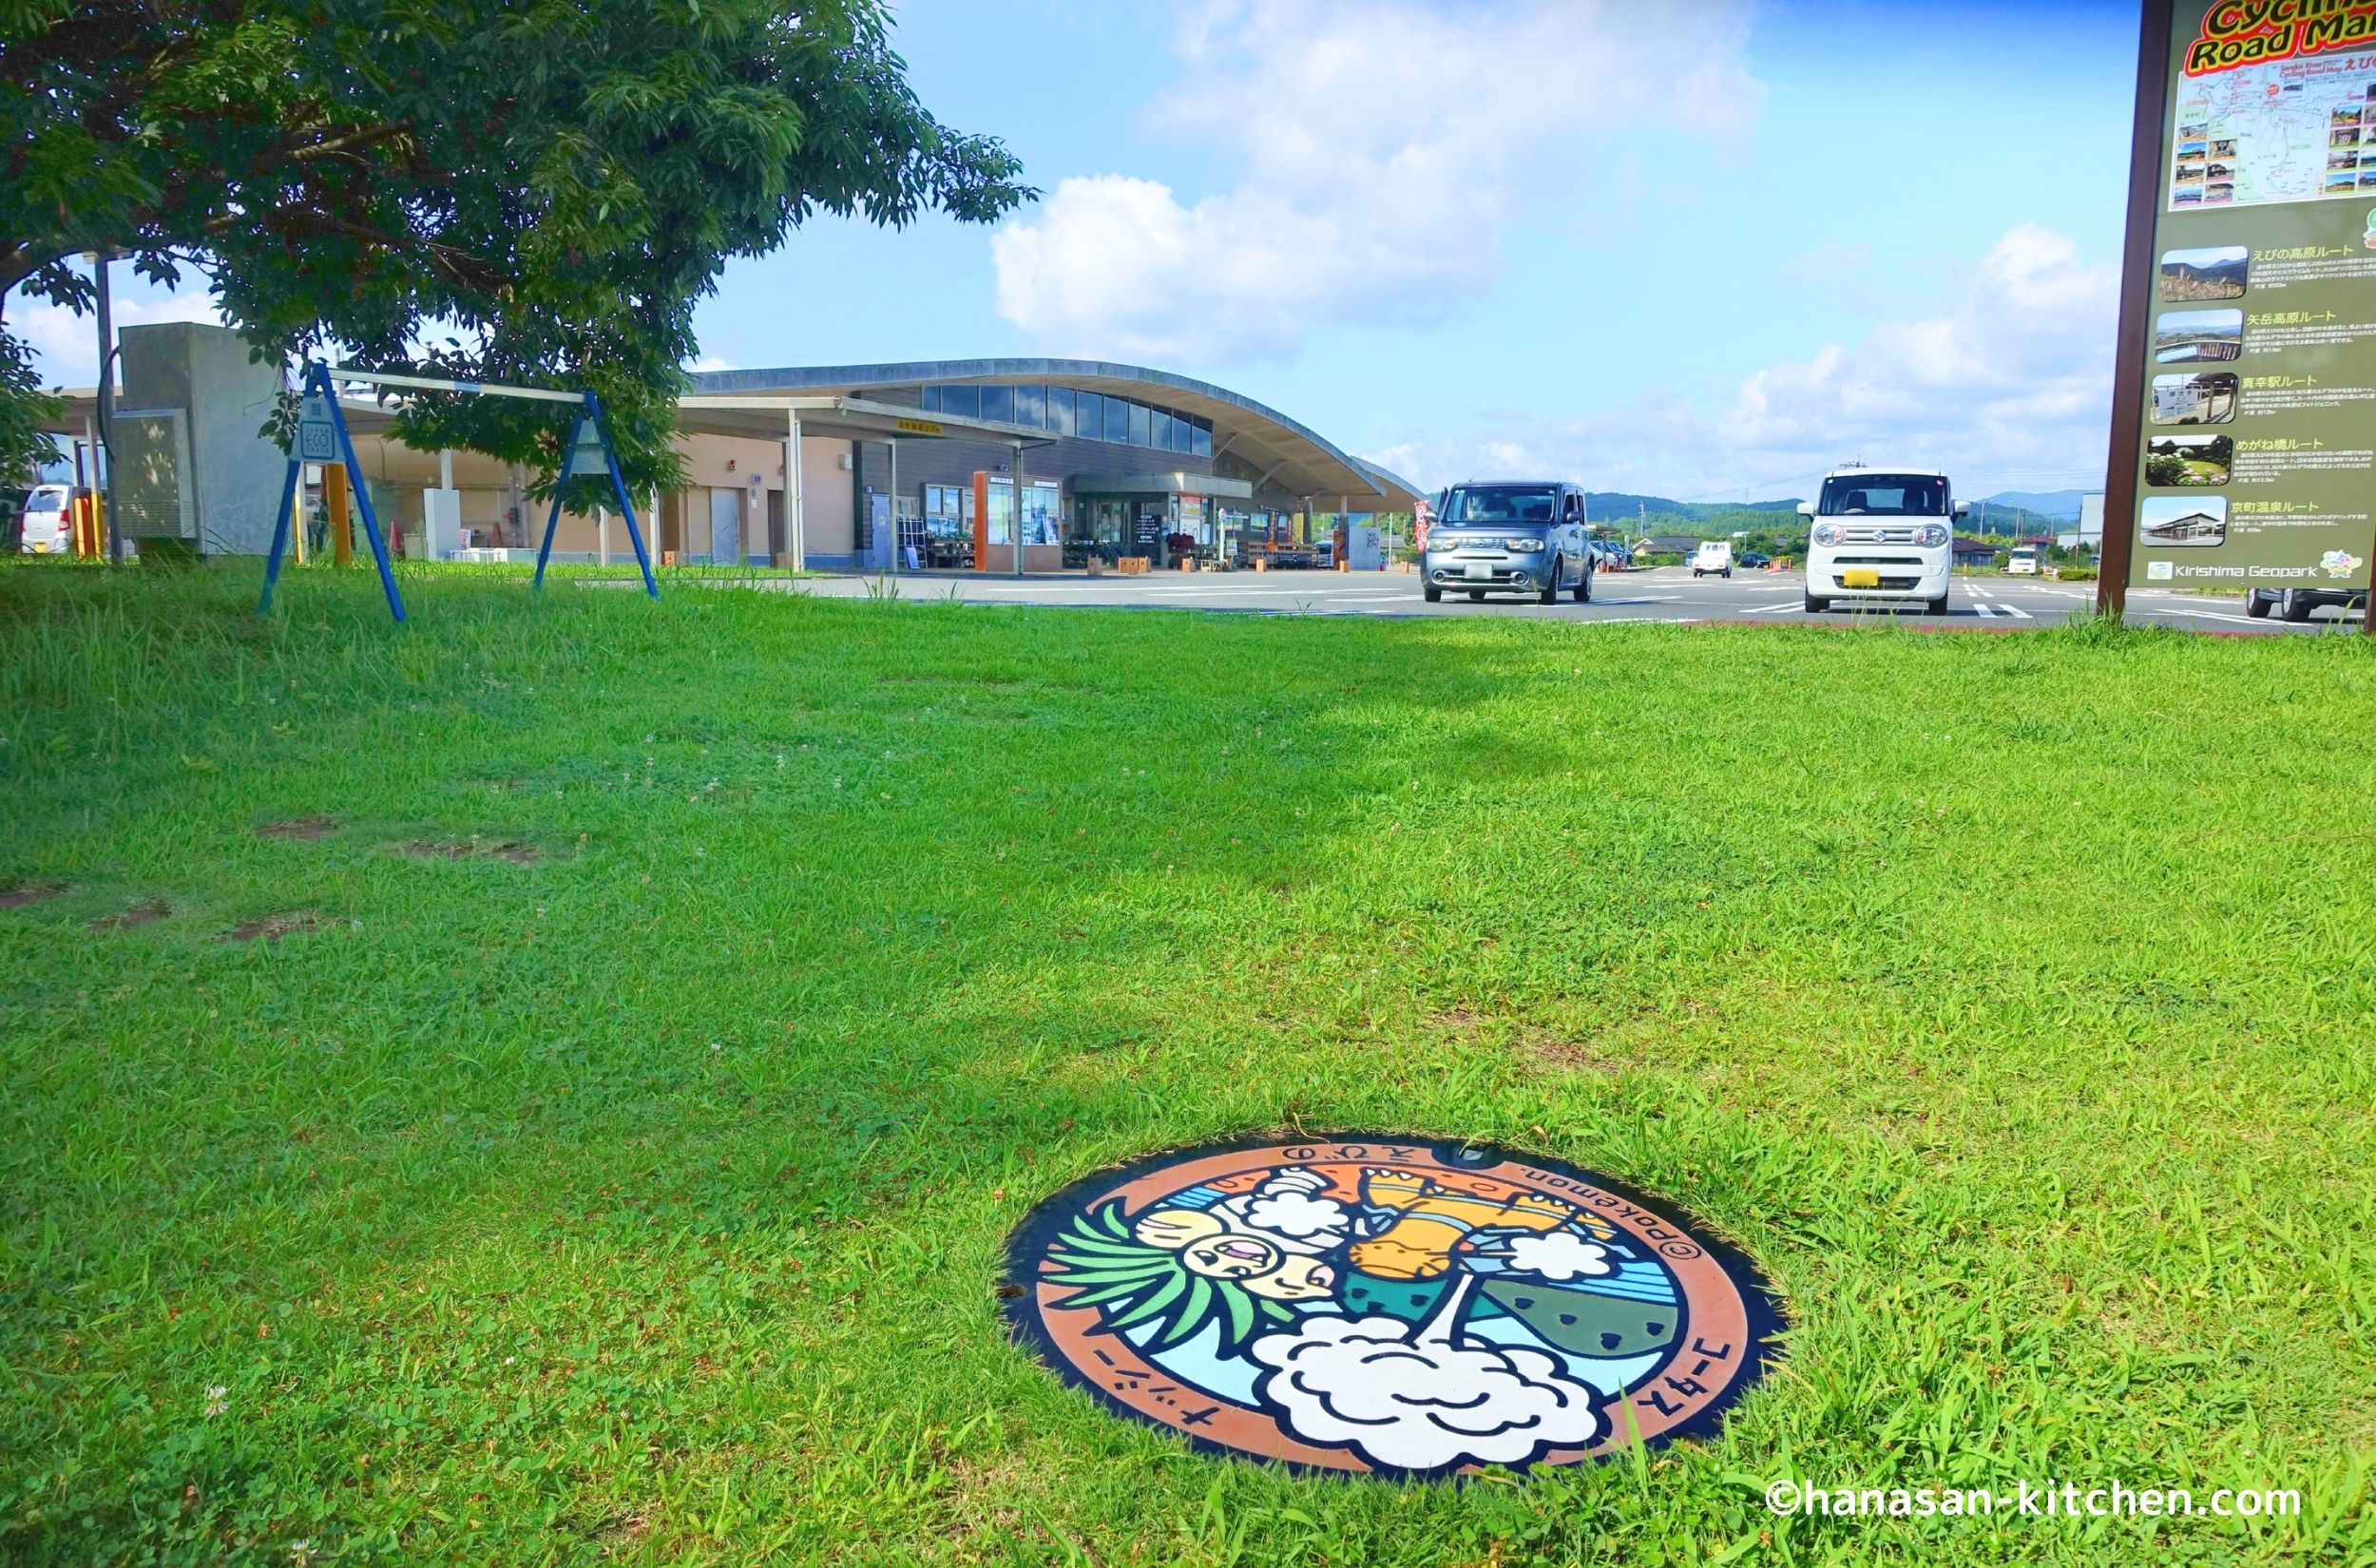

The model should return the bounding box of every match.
[1422,482,1595,604]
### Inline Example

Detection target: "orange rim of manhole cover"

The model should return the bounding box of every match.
[1002,1134,1783,1479]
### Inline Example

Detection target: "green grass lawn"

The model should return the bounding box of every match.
[3,565,2372,1566]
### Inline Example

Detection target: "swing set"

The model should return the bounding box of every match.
[259,360,661,621]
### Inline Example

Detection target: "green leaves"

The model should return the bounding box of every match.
[0,0,1031,491]
[1043,1203,1295,1353]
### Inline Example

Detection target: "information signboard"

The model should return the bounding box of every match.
[2106,1,2376,625]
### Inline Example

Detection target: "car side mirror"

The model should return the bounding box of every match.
[1953,501,1970,517]
[1795,502,1814,518]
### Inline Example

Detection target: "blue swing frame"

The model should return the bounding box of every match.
[258,362,660,621]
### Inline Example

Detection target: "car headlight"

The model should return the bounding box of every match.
[1919,524,1949,547]
[1503,537,1544,552]
[1811,523,1840,546]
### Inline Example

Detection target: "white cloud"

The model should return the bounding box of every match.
[13,287,221,387]
[1369,225,2119,501]
[993,0,1758,366]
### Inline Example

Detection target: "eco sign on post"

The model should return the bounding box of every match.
[2102,0,2376,630]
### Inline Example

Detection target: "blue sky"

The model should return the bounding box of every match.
[28,0,2141,500]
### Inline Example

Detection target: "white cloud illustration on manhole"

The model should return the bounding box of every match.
[1499,1231,1614,1281]
[1248,1275,1605,1470]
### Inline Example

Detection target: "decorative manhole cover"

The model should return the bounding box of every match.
[1003,1135,1780,1478]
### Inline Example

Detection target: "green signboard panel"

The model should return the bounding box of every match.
[2122,4,2376,599]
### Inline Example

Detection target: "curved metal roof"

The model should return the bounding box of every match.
[689,357,1421,510]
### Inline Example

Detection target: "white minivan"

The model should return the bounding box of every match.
[1690,540,1734,578]
[2005,547,2040,576]
[1798,467,1965,614]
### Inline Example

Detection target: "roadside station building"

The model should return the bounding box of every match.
[673,359,1422,571]
[43,331,1422,571]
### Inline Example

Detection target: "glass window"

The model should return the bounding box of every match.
[923,484,970,536]
[986,476,1014,545]
[1049,388,1075,436]
[1014,385,1045,429]
[1151,409,1174,450]
[980,384,1013,424]
[940,383,979,419]
[1171,410,1195,453]
[921,385,941,412]
[1191,421,1212,458]
[1075,392,1102,440]
[1128,402,1150,447]
[1441,485,1561,524]
[1814,474,1946,516]
[1104,395,1131,444]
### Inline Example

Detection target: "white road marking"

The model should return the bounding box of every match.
[2136,602,2276,626]
[1745,600,1804,613]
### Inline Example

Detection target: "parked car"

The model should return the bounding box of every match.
[1691,540,1734,578]
[1738,551,1772,569]
[1422,481,1595,604]
[1798,465,1963,615]
[16,483,76,554]
[2245,584,2367,621]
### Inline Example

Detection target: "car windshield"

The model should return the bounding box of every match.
[1817,475,1946,516]
[1442,486,1559,525]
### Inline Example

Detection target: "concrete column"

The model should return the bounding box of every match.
[888,438,899,572]
[597,507,610,566]
[784,411,805,571]
[1012,441,1024,576]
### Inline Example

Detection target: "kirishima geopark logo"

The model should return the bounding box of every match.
[1001,1136,1782,1479]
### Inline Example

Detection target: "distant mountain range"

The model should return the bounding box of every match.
[1581,492,1803,521]
[1445,487,2095,526]
[1973,489,2090,522]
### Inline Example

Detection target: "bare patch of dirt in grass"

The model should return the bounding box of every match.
[0,881,66,909]
[90,897,170,931]
[255,816,337,841]
[596,1504,657,1556]
[393,837,540,864]
[219,911,322,944]
[1521,1032,1619,1075]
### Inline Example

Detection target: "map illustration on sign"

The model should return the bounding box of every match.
[1002,1135,1780,1479]
[2171,55,2376,210]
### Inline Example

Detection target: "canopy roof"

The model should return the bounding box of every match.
[691,358,1422,510]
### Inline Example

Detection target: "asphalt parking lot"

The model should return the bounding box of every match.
[776,565,2348,634]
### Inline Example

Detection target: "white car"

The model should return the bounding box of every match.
[1690,540,1734,578]
[16,483,74,554]
[2005,548,2040,576]
[1798,467,1964,615]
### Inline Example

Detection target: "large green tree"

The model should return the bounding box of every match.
[1,0,1029,493]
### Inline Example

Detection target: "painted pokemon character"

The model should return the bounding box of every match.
[1006,1136,1780,1478]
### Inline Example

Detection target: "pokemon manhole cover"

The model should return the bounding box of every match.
[1002,1135,1780,1479]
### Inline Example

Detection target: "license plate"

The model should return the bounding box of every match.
[1841,568,1880,587]
[1465,562,1490,580]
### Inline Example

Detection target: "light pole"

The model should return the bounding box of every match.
[87,251,123,563]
